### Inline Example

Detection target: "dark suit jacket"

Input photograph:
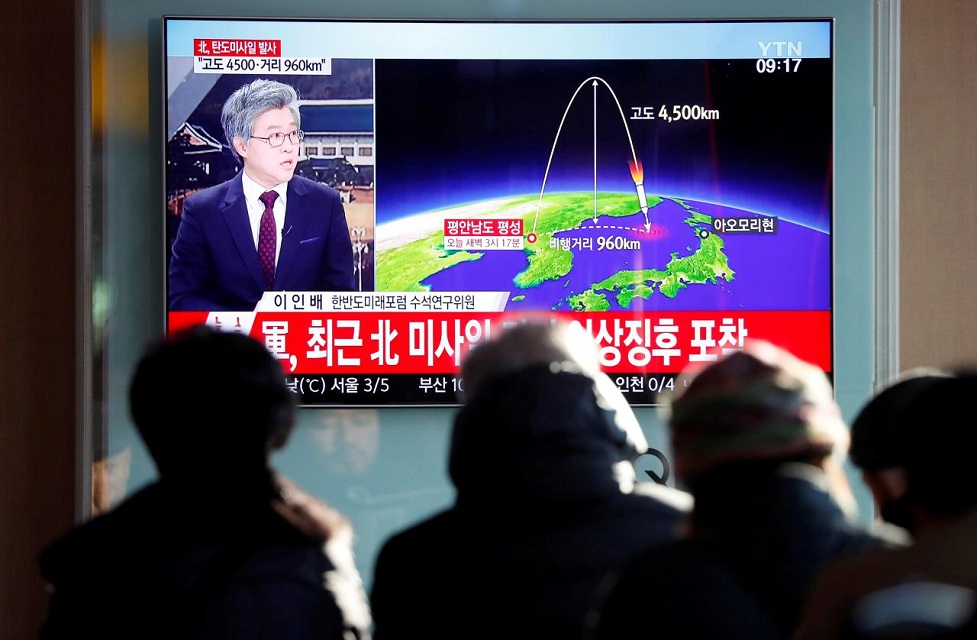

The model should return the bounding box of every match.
[168,173,355,311]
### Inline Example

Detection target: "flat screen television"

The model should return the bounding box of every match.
[162,16,834,407]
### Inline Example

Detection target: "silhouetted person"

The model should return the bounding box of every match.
[37,325,371,639]
[848,367,952,534]
[797,371,977,639]
[587,340,908,640]
[369,319,692,639]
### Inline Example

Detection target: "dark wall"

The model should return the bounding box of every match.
[0,0,78,637]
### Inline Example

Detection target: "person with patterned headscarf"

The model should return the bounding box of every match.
[587,340,908,640]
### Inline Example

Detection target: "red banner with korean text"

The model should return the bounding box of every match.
[168,309,830,375]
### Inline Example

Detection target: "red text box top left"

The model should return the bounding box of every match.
[194,39,281,57]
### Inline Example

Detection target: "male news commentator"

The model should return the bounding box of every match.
[168,79,355,312]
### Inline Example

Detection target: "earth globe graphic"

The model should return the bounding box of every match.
[374,191,830,313]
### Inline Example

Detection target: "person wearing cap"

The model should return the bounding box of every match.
[796,370,977,639]
[369,319,692,640]
[586,340,908,640]
[848,367,952,534]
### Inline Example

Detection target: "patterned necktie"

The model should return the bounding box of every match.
[257,190,278,288]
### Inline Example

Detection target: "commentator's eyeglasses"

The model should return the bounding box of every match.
[251,130,305,147]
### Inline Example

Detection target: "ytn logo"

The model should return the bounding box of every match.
[757,41,803,57]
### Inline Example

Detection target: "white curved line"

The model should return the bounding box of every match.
[533,76,640,234]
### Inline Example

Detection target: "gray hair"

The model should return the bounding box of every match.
[221,79,301,160]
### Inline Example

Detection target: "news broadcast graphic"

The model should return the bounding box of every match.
[163,18,834,407]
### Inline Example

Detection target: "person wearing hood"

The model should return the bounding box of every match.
[369,319,692,640]
[37,325,372,639]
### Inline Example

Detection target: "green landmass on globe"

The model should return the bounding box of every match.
[567,205,734,311]
[375,192,735,310]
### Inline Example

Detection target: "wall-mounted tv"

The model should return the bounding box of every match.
[163,17,834,407]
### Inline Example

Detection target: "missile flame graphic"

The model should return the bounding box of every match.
[628,159,648,214]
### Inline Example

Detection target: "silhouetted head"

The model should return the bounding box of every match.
[898,370,977,519]
[848,368,953,530]
[850,368,952,472]
[449,319,648,500]
[128,325,296,482]
[458,317,602,402]
[664,339,848,489]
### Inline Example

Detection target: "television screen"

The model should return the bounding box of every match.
[163,17,834,407]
